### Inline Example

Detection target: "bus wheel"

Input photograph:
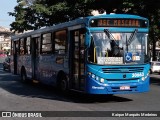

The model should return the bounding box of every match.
[21,70,27,83]
[59,75,68,93]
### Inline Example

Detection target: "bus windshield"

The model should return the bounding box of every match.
[88,31,149,65]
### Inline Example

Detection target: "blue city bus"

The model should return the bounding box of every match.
[10,14,150,94]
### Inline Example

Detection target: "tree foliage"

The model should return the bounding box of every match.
[9,0,94,32]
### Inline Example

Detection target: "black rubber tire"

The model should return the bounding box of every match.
[58,75,68,94]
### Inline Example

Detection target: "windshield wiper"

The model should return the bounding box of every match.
[126,35,128,53]
[125,29,138,54]
[127,29,138,45]
[104,29,118,46]
[104,29,124,57]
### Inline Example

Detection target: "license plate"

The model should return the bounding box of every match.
[120,86,130,90]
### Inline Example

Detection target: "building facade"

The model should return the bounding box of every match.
[0,26,12,55]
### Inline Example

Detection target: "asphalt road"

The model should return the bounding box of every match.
[0,65,160,120]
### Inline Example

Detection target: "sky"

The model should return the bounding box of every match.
[0,0,17,28]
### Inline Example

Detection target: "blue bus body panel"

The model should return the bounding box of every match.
[36,54,69,85]
[86,14,148,20]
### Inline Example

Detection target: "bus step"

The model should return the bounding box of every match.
[32,80,39,84]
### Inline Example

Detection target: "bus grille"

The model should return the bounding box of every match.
[102,67,144,73]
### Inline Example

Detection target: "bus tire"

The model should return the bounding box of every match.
[21,68,27,83]
[58,74,68,94]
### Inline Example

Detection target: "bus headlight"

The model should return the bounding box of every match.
[141,77,145,81]
[141,71,149,81]
[88,72,105,83]
[96,76,99,81]
[100,78,105,83]
[91,74,95,79]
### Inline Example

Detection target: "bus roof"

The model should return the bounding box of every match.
[11,14,148,40]
[87,14,148,20]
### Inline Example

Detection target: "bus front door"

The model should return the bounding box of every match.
[31,37,40,81]
[70,29,85,91]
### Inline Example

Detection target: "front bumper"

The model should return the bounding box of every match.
[85,76,150,94]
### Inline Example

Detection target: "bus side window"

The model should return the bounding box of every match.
[26,37,31,54]
[20,38,25,55]
[11,40,14,55]
[54,30,67,54]
[41,33,52,54]
[16,40,20,55]
[80,34,85,58]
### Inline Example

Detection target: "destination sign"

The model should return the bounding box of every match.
[97,57,123,65]
[90,18,148,28]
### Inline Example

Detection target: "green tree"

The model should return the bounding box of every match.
[9,0,35,32]
[9,0,94,33]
